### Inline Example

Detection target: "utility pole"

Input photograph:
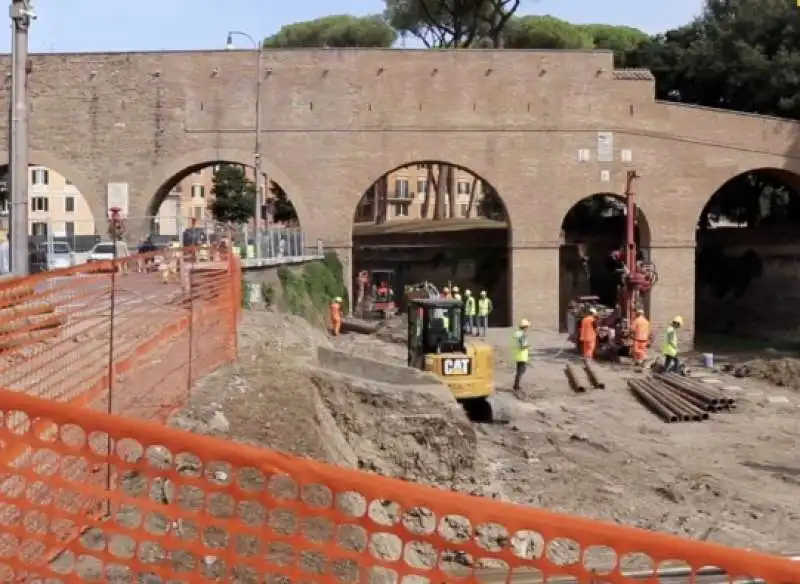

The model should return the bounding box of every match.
[226,31,263,259]
[9,0,34,275]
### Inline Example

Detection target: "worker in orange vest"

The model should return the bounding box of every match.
[579,307,598,361]
[329,296,343,336]
[631,307,651,366]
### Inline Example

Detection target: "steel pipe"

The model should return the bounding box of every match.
[642,379,709,421]
[628,379,678,422]
[655,373,734,408]
[584,360,606,389]
[565,363,590,392]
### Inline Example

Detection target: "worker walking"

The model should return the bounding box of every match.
[329,296,343,336]
[661,316,683,373]
[631,308,651,367]
[512,319,530,391]
[464,289,476,335]
[579,308,598,361]
[476,291,492,337]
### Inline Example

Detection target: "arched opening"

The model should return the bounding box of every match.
[695,168,800,345]
[0,164,98,258]
[559,193,652,332]
[147,161,299,254]
[352,160,511,326]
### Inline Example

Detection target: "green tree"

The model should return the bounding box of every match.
[269,182,299,224]
[577,24,648,66]
[503,16,594,49]
[263,15,397,48]
[209,165,256,224]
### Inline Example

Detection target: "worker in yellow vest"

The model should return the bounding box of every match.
[512,319,530,390]
[661,315,683,373]
[464,289,476,335]
[476,290,492,337]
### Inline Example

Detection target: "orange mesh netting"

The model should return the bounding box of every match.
[0,389,796,583]
[0,247,239,425]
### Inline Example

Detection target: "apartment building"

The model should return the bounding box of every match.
[354,164,490,223]
[0,166,97,238]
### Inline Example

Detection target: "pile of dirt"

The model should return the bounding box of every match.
[373,315,407,345]
[309,366,478,489]
[724,357,800,389]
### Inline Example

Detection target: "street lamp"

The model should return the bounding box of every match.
[9,0,36,274]
[226,30,264,259]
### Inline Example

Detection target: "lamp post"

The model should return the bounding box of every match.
[226,31,263,259]
[9,0,35,275]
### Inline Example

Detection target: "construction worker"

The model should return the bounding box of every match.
[476,291,492,337]
[329,297,343,336]
[441,286,451,299]
[512,319,530,390]
[662,316,683,373]
[579,308,598,361]
[631,308,651,366]
[452,286,460,297]
[464,289,476,335]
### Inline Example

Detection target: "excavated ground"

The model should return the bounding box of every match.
[59,310,800,578]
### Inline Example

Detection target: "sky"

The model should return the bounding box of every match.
[1,0,704,54]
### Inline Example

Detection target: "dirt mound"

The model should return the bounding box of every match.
[373,315,408,345]
[725,357,800,390]
[309,367,478,488]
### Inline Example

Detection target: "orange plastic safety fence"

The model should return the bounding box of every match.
[0,248,238,427]
[0,390,796,583]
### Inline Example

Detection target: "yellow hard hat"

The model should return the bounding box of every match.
[465,289,472,295]
[480,290,487,296]
[672,316,683,325]
[519,318,530,328]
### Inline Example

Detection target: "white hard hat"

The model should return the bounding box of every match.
[519,318,530,328]
[452,286,459,293]
[480,290,487,296]
[636,307,645,314]
[465,289,472,295]
[588,307,598,314]
[334,297,342,303]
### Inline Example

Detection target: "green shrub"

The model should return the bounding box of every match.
[240,277,250,309]
[274,253,348,321]
[261,284,275,306]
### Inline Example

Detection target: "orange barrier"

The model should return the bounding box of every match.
[0,248,239,429]
[0,389,796,583]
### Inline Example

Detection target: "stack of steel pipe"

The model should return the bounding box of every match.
[584,360,606,389]
[628,378,709,422]
[653,373,737,411]
[565,363,592,392]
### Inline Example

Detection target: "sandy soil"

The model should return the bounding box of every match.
[37,309,800,580]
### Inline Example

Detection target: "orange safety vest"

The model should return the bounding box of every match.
[329,302,342,321]
[579,316,597,341]
[632,316,650,341]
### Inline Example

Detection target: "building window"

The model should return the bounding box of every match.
[457,180,471,194]
[31,197,48,212]
[393,204,409,217]
[65,222,75,237]
[192,185,205,198]
[193,207,203,219]
[31,221,47,236]
[65,178,73,186]
[416,164,425,170]
[64,197,75,213]
[460,204,469,217]
[416,179,427,195]
[394,179,409,198]
[31,168,49,186]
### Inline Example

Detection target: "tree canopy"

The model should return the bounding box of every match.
[263,15,396,48]
[209,165,256,225]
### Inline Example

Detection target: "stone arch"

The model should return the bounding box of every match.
[351,158,512,326]
[139,148,308,226]
[695,167,800,342]
[0,150,102,219]
[558,192,652,331]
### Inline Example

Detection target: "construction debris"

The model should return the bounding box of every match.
[565,362,605,392]
[628,374,737,423]
[723,358,800,390]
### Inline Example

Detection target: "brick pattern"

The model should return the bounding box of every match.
[2,49,798,337]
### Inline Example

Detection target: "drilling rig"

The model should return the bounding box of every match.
[566,170,658,359]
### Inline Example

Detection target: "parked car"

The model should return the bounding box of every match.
[41,241,75,271]
[86,241,130,264]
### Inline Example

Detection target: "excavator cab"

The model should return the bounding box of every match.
[407,298,494,421]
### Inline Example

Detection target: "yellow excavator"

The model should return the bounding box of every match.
[406,297,495,421]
